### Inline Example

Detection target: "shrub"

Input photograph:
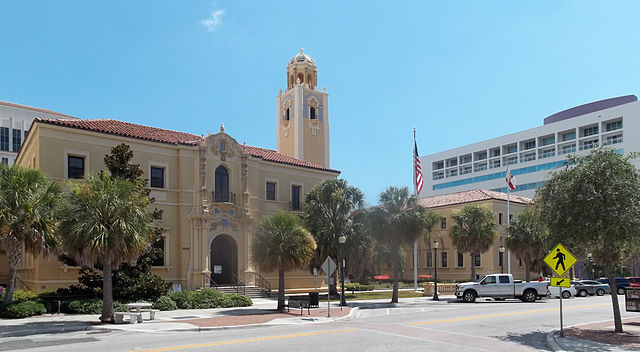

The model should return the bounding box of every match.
[2,301,46,319]
[12,289,38,303]
[114,302,129,312]
[344,283,374,292]
[169,291,198,309]
[226,294,252,307]
[68,300,102,314]
[153,295,177,311]
[192,288,226,309]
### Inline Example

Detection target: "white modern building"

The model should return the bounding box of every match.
[0,100,78,165]
[421,95,639,199]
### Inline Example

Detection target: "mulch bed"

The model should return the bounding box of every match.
[563,318,640,349]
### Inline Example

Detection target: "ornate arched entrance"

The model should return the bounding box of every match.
[210,234,238,285]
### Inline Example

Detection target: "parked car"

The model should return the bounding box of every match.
[576,280,611,296]
[548,283,576,299]
[455,274,549,303]
[597,277,631,295]
[627,277,640,288]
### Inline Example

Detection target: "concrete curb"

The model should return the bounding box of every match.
[545,331,566,352]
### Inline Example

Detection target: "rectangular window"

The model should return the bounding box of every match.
[580,139,598,151]
[506,145,517,154]
[489,159,501,169]
[432,171,444,180]
[67,155,85,179]
[582,126,598,137]
[473,253,481,267]
[433,161,444,170]
[505,156,517,165]
[604,134,623,145]
[266,182,276,200]
[474,162,487,172]
[12,129,21,152]
[441,251,448,268]
[457,252,464,267]
[151,236,165,266]
[542,136,555,146]
[491,148,500,157]
[540,147,555,159]
[0,127,8,151]
[150,167,165,188]
[606,121,622,132]
[441,218,446,229]
[521,152,536,162]
[446,158,457,167]
[519,258,523,267]
[560,143,576,155]
[291,185,301,211]
[524,141,535,150]
[460,154,472,164]
[499,275,510,284]
[445,168,458,177]
[460,165,472,175]
[1,157,7,165]
[498,213,503,225]
[562,131,576,141]
[426,252,432,268]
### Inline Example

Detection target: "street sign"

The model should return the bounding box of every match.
[551,277,570,288]
[544,243,578,277]
[321,256,337,276]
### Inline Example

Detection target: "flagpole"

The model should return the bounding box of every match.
[413,128,418,293]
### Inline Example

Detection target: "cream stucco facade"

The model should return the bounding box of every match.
[2,50,339,292]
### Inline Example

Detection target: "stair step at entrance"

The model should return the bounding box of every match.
[211,285,270,299]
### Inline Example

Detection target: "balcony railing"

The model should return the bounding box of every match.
[212,191,236,204]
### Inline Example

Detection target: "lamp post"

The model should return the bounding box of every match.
[587,252,593,280]
[339,234,347,308]
[433,239,439,301]
[499,244,505,274]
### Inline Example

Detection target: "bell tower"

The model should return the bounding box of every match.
[276,49,330,167]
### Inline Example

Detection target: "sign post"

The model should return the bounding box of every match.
[544,243,578,338]
[321,257,337,318]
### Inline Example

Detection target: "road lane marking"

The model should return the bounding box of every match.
[134,328,357,352]
[409,303,610,325]
[357,327,492,352]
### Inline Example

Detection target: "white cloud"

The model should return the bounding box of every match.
[202,8,226,32]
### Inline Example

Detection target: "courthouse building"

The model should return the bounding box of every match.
[1,49,339,292]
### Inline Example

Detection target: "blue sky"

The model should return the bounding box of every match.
[2,1,639,204]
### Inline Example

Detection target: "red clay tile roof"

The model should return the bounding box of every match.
[418,189,532,208]
[34,118,339,173]
[242,145,339,173]
[0,100,78,119]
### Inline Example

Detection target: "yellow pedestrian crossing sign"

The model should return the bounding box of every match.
[551,277,570,288]
[544,243,577,277]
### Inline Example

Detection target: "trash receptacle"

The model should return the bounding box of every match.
[309,292,319,308]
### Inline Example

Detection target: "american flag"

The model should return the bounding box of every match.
[414,132,423,195]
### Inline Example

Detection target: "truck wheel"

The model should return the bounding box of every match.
[596,288,605,296]
[578,290,588,297]
[463,290,477,303]
[561,290,571,299]
[522,289,537,302]
[617,288,625,295]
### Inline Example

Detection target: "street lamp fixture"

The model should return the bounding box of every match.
[339,234,347,308]
[499,244,505,274]
[433,239,439,301]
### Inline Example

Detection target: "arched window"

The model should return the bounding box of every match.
[215,166,229,202]
[285,108,290,121]
[297,73,304,84]
[310,106,316,120]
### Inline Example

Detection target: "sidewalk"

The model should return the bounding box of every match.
[0,295,456,336]
[547,316,640,351]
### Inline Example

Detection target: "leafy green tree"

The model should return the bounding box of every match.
[537,148,640,333]
[368,186,437,303]
[60,173,153,323]
[449,205,497,281]
[506,207,547,282]
[252,210,316,312]
[0,165,61,303]
[303,179,372,284]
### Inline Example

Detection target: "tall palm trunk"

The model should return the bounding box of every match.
[277,269,285,312]
[525,258,531,282]
[607,272,623,332]
[391,248,400,303]
[470,253,476,281]
[101,262,114,323]
[4,238,21,304]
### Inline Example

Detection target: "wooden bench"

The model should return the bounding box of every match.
[286,296,310,315]
[114,311,142,324]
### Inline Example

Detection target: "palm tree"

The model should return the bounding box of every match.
[368,186,437,303]
[59,173,153,323]
[252,210,316,312]
[303,179,371,284]
[449,205,497,281]
[506,207,547,282]
[0,165,61,303]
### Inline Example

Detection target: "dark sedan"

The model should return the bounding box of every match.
[575,280,611,296]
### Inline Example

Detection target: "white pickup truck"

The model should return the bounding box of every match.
[455,274,549,303]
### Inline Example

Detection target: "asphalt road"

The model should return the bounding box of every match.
[2,295,634,352]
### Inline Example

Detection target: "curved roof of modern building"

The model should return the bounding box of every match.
[543,95,637,125]
[289,48,315,65]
